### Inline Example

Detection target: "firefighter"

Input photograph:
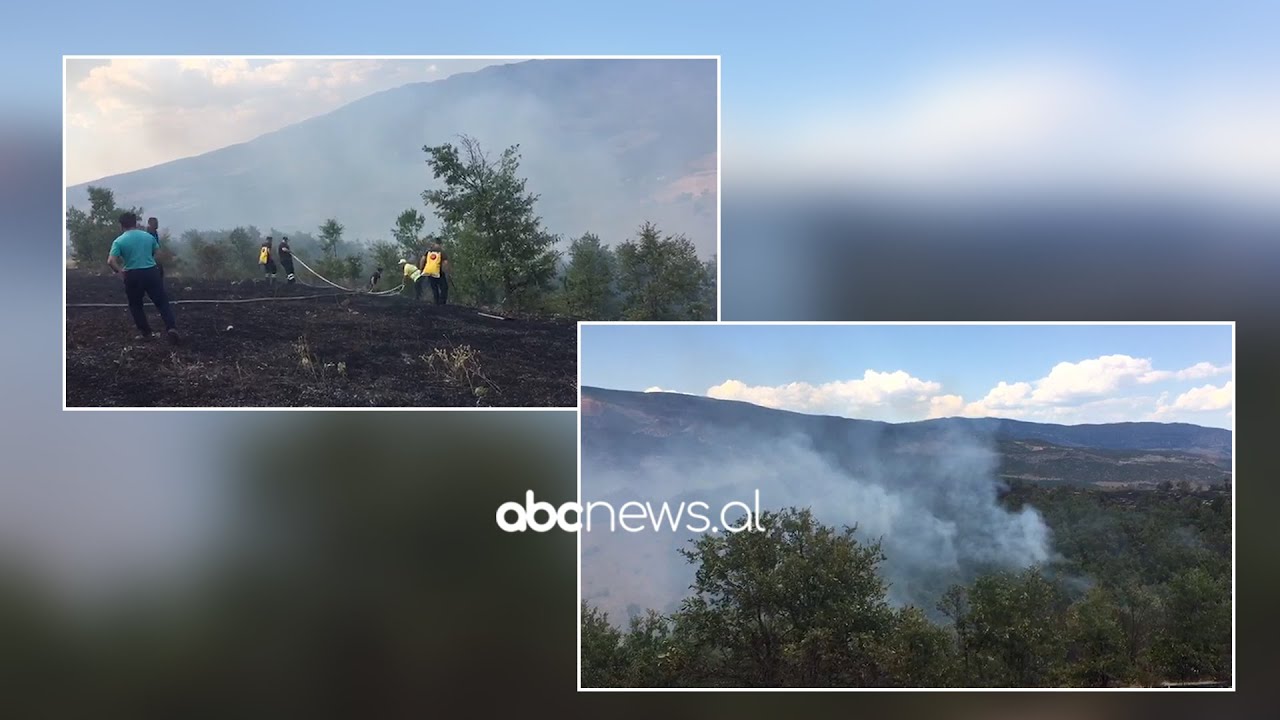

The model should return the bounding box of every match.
[259,237,277,282]
[278,236,297,283]
[399,259,427,300]
[421,242,450,305]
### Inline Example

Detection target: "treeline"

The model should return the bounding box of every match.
[583,488,1231,688]
[66,191,373,286]
[65,135,715,320]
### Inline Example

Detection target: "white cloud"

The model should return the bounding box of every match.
[927,394,966,418]
[962,355,1229,417]
[1138,361,1231,384]
[65,58,506,184]
[644,386,665,393]
[989,396,1158,425]
[1033,354,1155,404]
[699,354,1230,425]
[1155,381,1234,416]
[706,370,943,421]
[962,381,1033,416]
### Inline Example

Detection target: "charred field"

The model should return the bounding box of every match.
[65,271,577,408]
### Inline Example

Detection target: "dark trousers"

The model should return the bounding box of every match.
[429,275,448,305]
[280,254,295,280]
[123,265,176,334]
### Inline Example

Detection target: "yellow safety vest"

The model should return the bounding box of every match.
[259,247,270,264]
[403,263,423,281]
[423,251,443,277]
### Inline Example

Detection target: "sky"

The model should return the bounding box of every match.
[580,324,1234,428]
[41,1,1278,199]
[64,58,506,185]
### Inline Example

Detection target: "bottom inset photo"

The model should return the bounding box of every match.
[576,322,1234,690]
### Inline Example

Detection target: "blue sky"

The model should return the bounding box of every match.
[581,324,1234,428]
[22,2,1278,130]
[18,0,1273,201]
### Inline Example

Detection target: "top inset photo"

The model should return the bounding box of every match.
[63,55,719,409]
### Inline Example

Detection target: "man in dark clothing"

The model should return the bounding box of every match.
[146,217,164,278]
[368,266,383,291]
[278,236,297,283]
[107,212,179,344]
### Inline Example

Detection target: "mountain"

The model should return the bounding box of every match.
[580,386,1230,622]
[65,59,718,256]
[581,386,1231,487]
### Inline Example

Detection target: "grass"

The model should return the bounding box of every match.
[295,335,347,383]
[423,344,500,401]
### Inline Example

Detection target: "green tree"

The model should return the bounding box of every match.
[562,233,617,319]
[1064,587,1133,686]
[1109,582,1164,684]
[944,568,1069,687]
[185,230,229,279]
[392,209,429,259]
[441,220,505,306]
[226,226,256,277]
[673,507,896,687]
[883,606,957,687]
[581,602,625,688]
[619,610,681,687]
[344,255,365,284]
[615,222,709,320]
[368,241,403,286]
[66,186,144,265]
[315,219,347,284]
[318,219,343,259]
[694,255,717,319]
[423,135,560,310]
[1151,567,1230,681]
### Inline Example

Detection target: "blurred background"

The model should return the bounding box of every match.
[2,0,1273,715]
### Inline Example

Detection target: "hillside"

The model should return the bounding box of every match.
[580,385,1233,646]
[580,386,1231,487]
[66,59,718,255]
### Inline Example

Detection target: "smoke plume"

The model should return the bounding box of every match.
[581,424,1052,622]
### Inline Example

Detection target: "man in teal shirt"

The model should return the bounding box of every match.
[107,212,180,343]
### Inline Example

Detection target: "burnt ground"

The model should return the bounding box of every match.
[65,271,577,407]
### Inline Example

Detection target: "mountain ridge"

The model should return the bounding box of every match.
[581,386,1231,486]
[67,59,718,254]
[583,385,1228,436]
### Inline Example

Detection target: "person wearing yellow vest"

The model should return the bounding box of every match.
[420,243,450,305]
[259,237,277,282]
[399,258,427,300]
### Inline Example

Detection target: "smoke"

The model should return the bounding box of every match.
[64,59,719,259]
[581,424,1052,623]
